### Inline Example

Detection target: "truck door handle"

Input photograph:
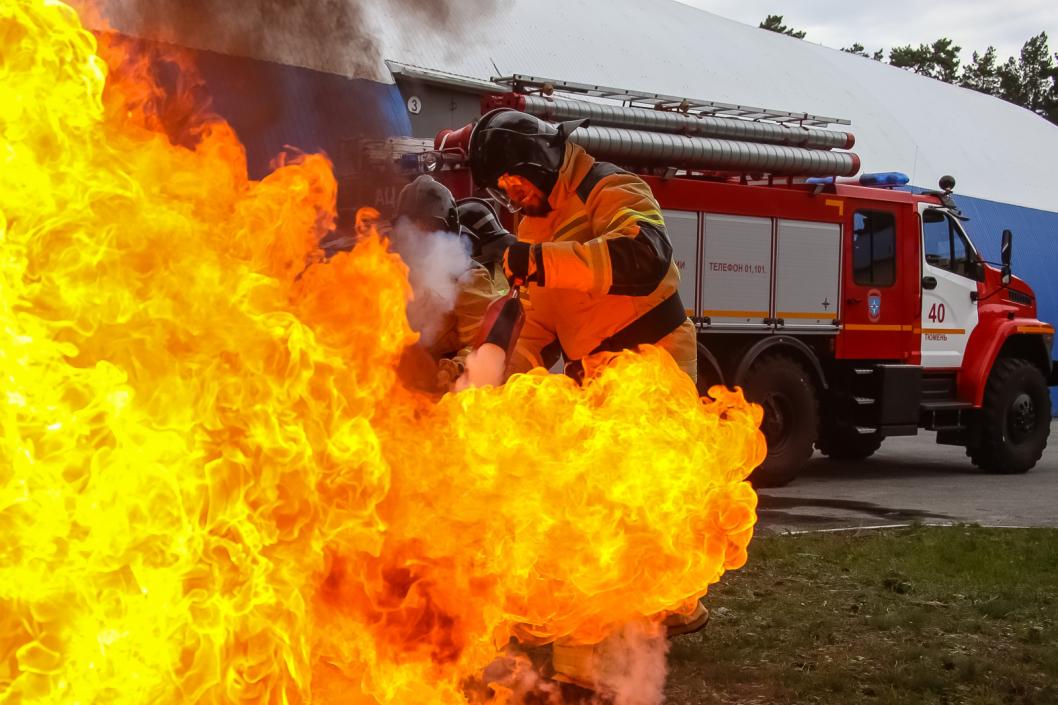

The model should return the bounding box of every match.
[846,297,861,305]
[922,276,938,290]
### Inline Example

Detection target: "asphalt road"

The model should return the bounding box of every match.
[756,420,1058,533]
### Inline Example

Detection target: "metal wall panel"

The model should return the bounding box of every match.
[664,210,700,317]
[701,214,772,328]
[774,220,841,330]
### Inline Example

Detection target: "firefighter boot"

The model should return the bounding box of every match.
[662,602,710,638]
[550,642,612,704]
[550,641,597,691]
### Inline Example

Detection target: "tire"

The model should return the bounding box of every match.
[816,424,883,460]
[967,358,1050,474]
[743,354,819,487]
[696,342,723,398]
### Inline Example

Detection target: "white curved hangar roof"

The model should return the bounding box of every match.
[369,0,1057,214]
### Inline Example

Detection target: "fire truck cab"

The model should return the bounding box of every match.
[385,73,1054,486]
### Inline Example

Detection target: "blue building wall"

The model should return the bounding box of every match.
[185,48,411,179]
[955,194,1058,411]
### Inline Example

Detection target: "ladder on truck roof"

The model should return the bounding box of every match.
[385,63,851,129]
[492,74,851,129]
[387,62,859,179]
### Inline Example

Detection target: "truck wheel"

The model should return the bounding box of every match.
[816,425,883,460]
[967,358,1050,474]
[743,354,819,488]
[696,342,723,398]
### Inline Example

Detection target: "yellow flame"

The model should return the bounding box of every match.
[0,2,765,703]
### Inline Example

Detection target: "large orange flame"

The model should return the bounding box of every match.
[0,2,765,703]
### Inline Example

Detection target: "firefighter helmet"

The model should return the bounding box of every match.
[467,108,587,202]
[394,175,460,233]
[456,197,510,259]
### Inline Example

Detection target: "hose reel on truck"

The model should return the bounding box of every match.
[431,74,862,179]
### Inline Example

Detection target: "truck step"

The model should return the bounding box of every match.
[855,426,879,435]
[852,396,876,407]
[853,368,876,376]
[921,373,958,402]
[932,424,966,433]
[920,401,974,412]
[882,424,920,437]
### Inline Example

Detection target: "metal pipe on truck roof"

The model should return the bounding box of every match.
[518,95,855,150]
[569,126,860,177]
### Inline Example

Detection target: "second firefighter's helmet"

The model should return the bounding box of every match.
[394,174,460,233]
[467,108,587,202]
[456,197,510,259]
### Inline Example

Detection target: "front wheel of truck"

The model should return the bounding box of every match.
[967,357,1050,474]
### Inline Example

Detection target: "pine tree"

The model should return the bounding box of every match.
[771,18,1058,126]
[1048,51,1058,123]
[842,43,884,61]
[759,15,806,39]
[888,44,927,73]
[889,38,961,83]
[997,32,1055,118]
[960,47,1002,96]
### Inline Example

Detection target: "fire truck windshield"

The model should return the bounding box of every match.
[923,209,978,279]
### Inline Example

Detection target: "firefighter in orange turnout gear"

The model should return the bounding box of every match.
[467,110,705,690]
[469,108,698,383]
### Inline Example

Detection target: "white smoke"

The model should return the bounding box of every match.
[388,218,473,351]
[593,622,670,705]
[87,0,512,81]
[454,343,507,391]
[480,623,671,705]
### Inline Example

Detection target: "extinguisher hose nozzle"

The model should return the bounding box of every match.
[483,298,525,352]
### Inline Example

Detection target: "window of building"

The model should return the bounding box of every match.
[853,211,896,286]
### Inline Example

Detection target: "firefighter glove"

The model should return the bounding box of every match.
[436,357,464,393]
[478,233,518,266]
[502,241,540,285]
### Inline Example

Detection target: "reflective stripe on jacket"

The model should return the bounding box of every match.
[512,142,696,380]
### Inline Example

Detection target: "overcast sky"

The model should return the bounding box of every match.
[676,1,1058,63]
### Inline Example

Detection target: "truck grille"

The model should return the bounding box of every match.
[1007,289,1033,306]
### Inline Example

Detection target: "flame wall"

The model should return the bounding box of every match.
[0,3,764,704]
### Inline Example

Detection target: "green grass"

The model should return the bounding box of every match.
[665,526,1058,705]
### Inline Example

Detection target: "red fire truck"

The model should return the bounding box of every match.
[384,74,1055,487]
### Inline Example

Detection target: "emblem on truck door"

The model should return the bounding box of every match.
[868,290,882,322]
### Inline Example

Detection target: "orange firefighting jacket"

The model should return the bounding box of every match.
[511,142,697,381]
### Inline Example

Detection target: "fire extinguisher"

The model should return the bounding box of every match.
[472,284,526,370]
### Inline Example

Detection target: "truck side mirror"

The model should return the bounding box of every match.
[1001,229,1012,286]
